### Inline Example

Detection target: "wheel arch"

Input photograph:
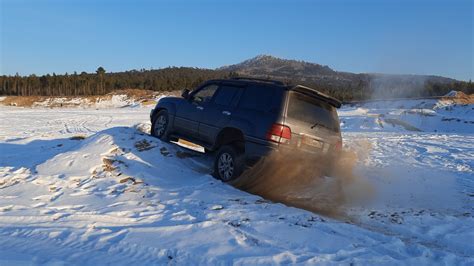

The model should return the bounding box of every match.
[152,101,177,119]
[214,127,245,153]
[152,101,178,128]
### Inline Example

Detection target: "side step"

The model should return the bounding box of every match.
[169,134,207,153]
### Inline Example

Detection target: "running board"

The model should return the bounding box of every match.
[171,138,206,153]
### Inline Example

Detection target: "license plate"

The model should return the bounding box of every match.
[302,136,323,148]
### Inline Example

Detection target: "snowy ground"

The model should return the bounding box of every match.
[0,98,473,265]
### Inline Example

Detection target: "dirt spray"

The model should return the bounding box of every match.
[230,141,375,217]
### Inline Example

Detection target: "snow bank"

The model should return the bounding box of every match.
[339,98,474,133]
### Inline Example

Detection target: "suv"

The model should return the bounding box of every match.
[150,77,342,182]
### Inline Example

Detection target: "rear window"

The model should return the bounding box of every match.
[239,85,275,112]
[287,91,340,132]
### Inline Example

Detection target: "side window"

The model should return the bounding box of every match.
[213,85,241,106]
[192,84,218,104]
[239,85,275,112]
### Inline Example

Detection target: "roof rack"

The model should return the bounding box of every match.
[231,77,285,86]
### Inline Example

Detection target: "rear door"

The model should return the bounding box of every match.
[232,84,284,141]
[174,83,219,137]
[285,91,341,153]
[198,84,242,144]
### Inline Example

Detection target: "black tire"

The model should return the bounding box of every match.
[151,110,170,141]
[213,145,244,182]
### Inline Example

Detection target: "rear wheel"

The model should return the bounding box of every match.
[151,110,170,141]
[213,145,244,182]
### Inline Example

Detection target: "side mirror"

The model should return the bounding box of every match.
[181,89,190,99]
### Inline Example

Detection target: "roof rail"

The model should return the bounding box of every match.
[231,76,284,85]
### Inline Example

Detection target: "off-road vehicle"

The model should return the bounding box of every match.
[150,77,342,182]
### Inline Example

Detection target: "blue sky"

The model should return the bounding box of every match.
[1,0,473,80]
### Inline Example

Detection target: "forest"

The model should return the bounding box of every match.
[1,67,472,101]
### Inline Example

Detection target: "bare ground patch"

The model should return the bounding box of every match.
[441,92,474,105]
[0,89,168,107]
[134,139,156,151]
[70,135,87,141]
[102,158,117,172]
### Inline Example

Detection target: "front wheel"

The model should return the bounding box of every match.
[151,110,170,141]
[213,145,244,182]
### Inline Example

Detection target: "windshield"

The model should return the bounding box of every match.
[287,91,340,132]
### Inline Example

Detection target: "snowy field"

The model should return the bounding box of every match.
[0,97,473,265]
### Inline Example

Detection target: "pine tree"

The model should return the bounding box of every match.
[96,67,106,94]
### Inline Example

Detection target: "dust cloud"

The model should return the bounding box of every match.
[230,135,463,218]
[230,141,375,218]
[369,74,428,99]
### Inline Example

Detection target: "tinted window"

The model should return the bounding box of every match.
[192,84,218,104]
[239,85,275,112]
[287,92,340,132]
[213,85,240,106]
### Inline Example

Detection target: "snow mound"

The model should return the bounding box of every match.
[340,97,474,133]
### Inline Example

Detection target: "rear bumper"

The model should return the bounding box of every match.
[244,137,339,168]
[245,137,278,162]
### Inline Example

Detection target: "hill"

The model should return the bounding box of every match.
[219,55,468,100]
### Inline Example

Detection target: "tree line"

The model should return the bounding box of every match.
[0,67,234,97]
[1,67,472,101]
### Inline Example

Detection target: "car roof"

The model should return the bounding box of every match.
[207,77,287,87]
[204,78,342,108]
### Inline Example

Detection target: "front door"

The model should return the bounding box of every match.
[198,84,242,144]
[174,83,219,137]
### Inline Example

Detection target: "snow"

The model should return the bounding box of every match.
[445,91,459,97]
[0,97,473,264]
[340,98,473,133]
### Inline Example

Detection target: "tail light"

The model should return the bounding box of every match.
[334,139,343,152]
[266,124,291,144]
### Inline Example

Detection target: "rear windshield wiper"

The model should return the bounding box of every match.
[310,122,332,130]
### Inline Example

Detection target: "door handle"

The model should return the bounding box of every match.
[196,106,204,110]
[222,111,231,116]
